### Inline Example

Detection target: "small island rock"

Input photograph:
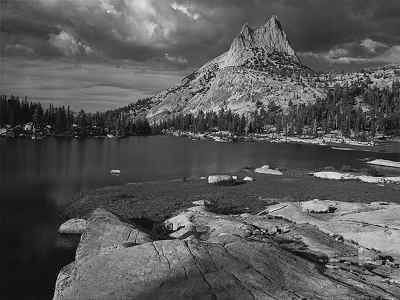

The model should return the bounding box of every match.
[254,165,283,175]
[301,199,337,213]
[207,175,234,184]
[243,176,254,182]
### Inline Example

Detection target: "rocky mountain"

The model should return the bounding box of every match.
[127,16,399,123]
[201,15,300,70]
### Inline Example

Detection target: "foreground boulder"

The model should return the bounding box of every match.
[54,204,400,299]
[367,159,400,168]
[267,200,400,259]
[76,208,152,261]
[53,208,153,300]
[58,219,87,235]
[313,171,400,185]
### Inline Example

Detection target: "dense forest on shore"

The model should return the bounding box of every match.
[155,80,400,139]
[1,79,400,139]
[0,95,151,137]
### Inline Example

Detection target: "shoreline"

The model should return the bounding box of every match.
[3,130,400,153]
[163,130,400,152]
[62,165,400,222]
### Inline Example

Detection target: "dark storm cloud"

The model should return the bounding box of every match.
[2,0,400,111]
[3,0,400,68]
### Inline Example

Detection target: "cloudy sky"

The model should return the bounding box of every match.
[1,0,400,111]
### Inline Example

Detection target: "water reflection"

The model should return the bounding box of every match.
[1,136,400,299]
[0,182,77,299]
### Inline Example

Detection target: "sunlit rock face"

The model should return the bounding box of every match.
[54,203,400,300]
[220,15,299,68]
[135,15,322,123]
[131,16,400,124]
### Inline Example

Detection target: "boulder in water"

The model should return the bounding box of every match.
[243,176,254,182]
[207,175,234,185]
[255,165,283,175]
[301,199,337,213]
[110,169,121,175]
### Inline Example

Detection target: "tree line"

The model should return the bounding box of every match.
[2,79,400,139]
[0,95,151,137]
[154,80,400,139]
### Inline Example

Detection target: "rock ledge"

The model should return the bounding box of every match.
[54,202,400,299]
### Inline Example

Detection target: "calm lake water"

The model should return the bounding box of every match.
[1,135,400,299]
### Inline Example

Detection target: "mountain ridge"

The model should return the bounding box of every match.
[123,16,400,123]
[205,15,300,70]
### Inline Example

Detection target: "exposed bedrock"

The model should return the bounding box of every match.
[54,202,400,299]
[58,219,87,235]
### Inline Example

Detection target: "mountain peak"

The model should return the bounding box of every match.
[240,22,251,34]
[215,15,298,68]
[144,15,317,123]
[248,15,296,57]
[269,14,279,22]
[265,15,283,31]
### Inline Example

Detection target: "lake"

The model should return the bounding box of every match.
[1,136,400,299]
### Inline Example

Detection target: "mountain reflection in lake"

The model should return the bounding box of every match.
[1,136,400,299]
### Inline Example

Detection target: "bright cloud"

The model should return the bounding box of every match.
[377,46,400,64]
[327,48,349,59]
[99,0,120,15]
[171,2,200,20]
[300,47,364,64]
[6,0,400,70]
[164,53,188,64]
[49,31,93,57]
[360,38,388,53]
[5,44,36,56]
[301,39,400,66]
[112,0,179,49]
